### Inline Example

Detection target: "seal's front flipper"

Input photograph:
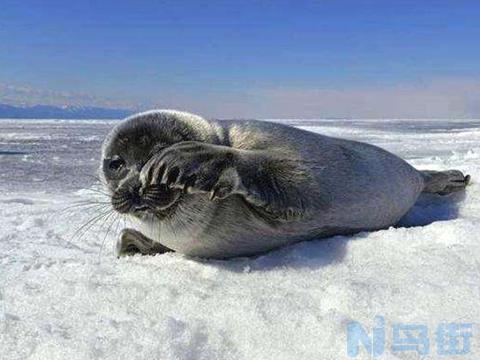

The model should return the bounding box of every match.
[116,228,172,257]
[421,170,471,195]
[233,153,313,222]
[140,141,311,222]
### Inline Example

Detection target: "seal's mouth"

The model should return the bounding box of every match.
[111,184,181,219]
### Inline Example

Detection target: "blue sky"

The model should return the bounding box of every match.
[1,0,480,118]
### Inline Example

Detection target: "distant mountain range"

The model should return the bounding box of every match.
[0,103,135,119]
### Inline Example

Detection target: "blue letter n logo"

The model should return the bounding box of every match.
[347,316,385,358]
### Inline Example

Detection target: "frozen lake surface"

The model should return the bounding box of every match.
[1,118,480,359]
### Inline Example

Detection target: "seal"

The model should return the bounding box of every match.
[101,110,471,259]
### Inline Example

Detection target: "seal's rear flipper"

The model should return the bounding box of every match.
[421,170,471,195]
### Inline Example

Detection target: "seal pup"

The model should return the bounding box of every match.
[101,110,471,259]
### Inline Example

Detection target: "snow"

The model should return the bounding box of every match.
[1,119,479,359]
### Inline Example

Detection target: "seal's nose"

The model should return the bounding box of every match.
[132,204,149,212]
[130,185,146,210]
[111,176,151,214]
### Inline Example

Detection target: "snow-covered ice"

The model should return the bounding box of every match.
[1,119,479,359]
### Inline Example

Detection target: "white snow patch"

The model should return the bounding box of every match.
[1,119,480,359]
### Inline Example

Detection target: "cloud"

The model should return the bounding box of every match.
[0,83,141,109]
[139,78,480,119]
[1,78,479,118]
[253,79,480,119]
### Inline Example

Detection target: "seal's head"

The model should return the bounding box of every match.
[100,110,219,220]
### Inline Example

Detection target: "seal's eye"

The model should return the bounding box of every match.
[109,157,125,171]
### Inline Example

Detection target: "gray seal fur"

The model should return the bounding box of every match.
[101,110,470,259]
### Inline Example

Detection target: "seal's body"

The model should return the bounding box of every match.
[101,110,470,258]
